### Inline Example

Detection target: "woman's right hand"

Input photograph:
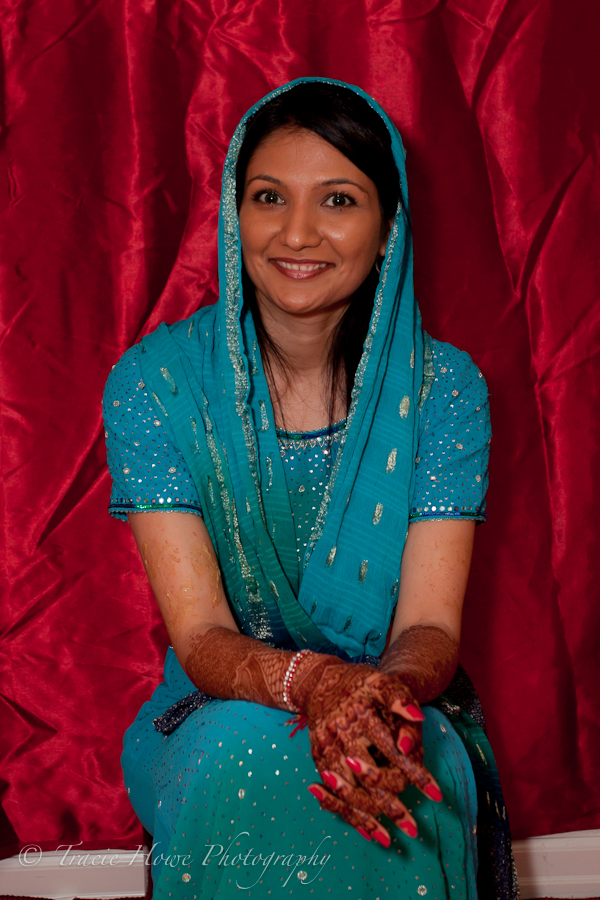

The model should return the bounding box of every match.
[290,654,442,846]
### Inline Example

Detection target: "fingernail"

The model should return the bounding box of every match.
[399,821,418,838]
[308,785,324,801]
[405,704,425,721]
[399,736,414,755]
[356,827,371,842]
[425,784,443,802]
[321,771,338,790]
[346,756,362,773]
[373,829,391,848]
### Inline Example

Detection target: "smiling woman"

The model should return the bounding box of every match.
[103,79,515,899]
[238,128,388,431]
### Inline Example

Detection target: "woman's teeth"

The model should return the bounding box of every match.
[276,261,328,272]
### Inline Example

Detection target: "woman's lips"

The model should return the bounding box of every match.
[270,258,334,280]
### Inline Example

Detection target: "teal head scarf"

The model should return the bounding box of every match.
[138,78,432,660]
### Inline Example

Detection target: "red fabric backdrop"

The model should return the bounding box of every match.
[1,0,599,858]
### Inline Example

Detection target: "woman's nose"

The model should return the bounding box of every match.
[278,202,321,250]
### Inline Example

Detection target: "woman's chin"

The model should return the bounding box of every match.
[258,288,351,320]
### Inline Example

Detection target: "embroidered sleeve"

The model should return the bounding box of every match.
[410,340,491,523]
[102,344,203,520]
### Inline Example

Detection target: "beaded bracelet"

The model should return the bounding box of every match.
[282,649,314,713]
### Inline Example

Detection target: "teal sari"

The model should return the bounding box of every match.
[138,77,426,660]
[122,78,514,899]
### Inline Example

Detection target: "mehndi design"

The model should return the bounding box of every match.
[183,623,456,845]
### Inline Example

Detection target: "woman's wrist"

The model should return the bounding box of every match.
[288,652,349,715]
[184,625,303,712]
[282,649,315,712]
[378,624,459,705]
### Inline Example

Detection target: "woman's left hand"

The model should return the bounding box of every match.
[292,657,443,845]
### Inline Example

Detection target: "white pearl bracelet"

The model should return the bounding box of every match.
[282,649,314,713]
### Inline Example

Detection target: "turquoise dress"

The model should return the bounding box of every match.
[104,336,491,899]
[102,76,521,900]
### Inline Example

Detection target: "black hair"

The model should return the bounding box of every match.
[235,81,402,424]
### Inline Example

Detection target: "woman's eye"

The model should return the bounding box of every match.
[254,190,283,205]
[323,192,356,208]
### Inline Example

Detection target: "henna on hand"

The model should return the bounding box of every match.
[339,624,459,812]
[184,625,453,842]
[289,653,444,841]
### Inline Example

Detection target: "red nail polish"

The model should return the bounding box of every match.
[308,785,324,801]
[346,757,362,773]
[400,821,418,838]
[399,736,414,755]
[356,827,371,841]
[321,771,338,790]
[373,829,391,848]
[406,704,425,721]
[425,784,443,802]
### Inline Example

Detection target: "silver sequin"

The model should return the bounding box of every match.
[160,367,178,396]
[259,399,269,431]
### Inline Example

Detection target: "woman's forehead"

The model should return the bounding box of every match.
[243,127,376,190]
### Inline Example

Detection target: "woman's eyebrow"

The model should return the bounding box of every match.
[246,175,368,194]
[320,178,368,194]
[246,174,284,186]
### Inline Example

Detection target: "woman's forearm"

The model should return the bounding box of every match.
[184,625,345,712]
[377,624,459,704]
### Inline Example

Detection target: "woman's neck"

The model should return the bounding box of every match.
[254,294,348,432]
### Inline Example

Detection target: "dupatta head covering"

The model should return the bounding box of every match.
[139,78,431,660]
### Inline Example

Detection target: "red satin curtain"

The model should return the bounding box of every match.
[1,0,599,857]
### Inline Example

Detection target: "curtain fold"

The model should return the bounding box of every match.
[1,0,598,855]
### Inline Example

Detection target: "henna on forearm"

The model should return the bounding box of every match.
[184,625,341,712]
[377,624,459,704]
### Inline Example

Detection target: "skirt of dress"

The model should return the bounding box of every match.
[122,649,479,900]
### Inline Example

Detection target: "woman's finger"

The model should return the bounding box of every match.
[379,707,422,758]
[361,709,443,799]
[390,697,425,721]
[345,754,407,794]
[307,782,391,847]
[398,724,417,755]
[319,767,385,818]
[372,676,426,723]
[371,785,419,837]
[321,767,419,838]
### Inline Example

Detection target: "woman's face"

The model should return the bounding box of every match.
[238,127,389,320]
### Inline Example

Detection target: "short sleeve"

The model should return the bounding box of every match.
[102,343,203,521]
[410,339,491,523]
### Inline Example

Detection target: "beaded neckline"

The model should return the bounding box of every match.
[275,418,347,441]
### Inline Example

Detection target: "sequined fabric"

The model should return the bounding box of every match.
[123,646,479,897]
[104,338,490,534]
[276,419,345,579]
[103,352,202,515]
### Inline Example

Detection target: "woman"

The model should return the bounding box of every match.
[103,78,515,898]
